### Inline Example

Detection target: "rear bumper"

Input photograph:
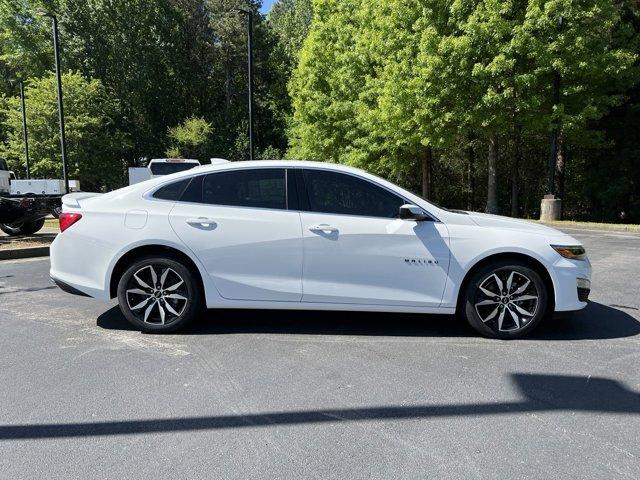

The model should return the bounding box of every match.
[49,231,114,300]
[50,275,91,297]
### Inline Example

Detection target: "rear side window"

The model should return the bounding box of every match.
[302,169,404,218]
[201,169,286,210]
[152,178,190,201]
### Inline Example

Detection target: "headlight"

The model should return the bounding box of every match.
[551,245,587,260]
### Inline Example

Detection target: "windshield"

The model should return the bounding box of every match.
[149,162,198,175]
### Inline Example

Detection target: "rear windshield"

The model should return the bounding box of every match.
[149,162,198,175]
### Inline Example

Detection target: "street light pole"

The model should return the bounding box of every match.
[19,81,30,179]
[238,8,254,161]
[540,15,564,222]
[39,12,69,193]
[547,70,560,195]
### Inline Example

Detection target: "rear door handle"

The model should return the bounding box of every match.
[186,217,217,227]
[308,224,338,233]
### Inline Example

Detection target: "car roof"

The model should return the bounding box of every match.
[119,159,448,221]
[133,160,370,192]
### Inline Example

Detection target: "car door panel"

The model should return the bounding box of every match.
[168,169,303,302]
[171,204,303,302]
[301,213,450,306]
[297,168,450,307]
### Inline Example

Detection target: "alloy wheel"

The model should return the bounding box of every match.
[474,270,539,332]
[125,264,189,325]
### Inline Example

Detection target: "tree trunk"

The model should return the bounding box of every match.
[224,50,231,122]
[486,135,499,214]
[555,133,566,199]
[554,134,566,220]
[511,130,521,218]
[421,146,432,199]
[467,143,475,211]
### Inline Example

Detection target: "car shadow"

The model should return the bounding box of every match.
[97,301,639,340]
[1,372,638,440]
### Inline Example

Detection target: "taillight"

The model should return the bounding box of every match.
[59,212,82,232]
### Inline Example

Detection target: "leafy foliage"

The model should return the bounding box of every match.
[288,0,640,220]
[166,117,214,160]
[0,0,638,222]
[0,72,126,190]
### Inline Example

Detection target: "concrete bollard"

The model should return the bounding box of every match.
[540,195,562,221]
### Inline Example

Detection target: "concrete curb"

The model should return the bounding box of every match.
[0,246,50,261]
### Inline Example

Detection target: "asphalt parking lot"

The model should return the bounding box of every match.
[0,226,638,479]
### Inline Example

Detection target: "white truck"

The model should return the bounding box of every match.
[0,159,10,195]
[128,158,201,185]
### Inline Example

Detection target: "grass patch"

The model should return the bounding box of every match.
[44,218,59,230]
[538,219,640,232]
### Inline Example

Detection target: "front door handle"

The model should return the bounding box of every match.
[186,217,217,227]
[308,224,338,233]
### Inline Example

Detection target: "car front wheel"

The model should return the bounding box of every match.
[462,260,549,339]
[117,256,202,333]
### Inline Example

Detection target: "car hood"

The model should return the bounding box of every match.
[464,211,575,240]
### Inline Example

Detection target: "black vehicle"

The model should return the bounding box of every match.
[0,159,62,236]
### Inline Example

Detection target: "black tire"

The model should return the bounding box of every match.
[462,260,549,339]
[51,205,62,219]
[117,255,202,333]
[0,218,45,236]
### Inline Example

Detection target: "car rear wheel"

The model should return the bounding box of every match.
[0,218,45,236]
[462,260,548,339]
[117,256,202,333]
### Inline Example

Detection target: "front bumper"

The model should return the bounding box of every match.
[577,286,590,302]
[551,257,592,311]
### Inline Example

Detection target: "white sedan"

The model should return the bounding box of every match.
[50,161,591,338]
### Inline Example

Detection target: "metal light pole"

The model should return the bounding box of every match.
[19,81,30,179]
[547,15,564,197]
[38,11,69,193]
[547,71,560,196]
[238,8,254,161]
[540,15,564,221]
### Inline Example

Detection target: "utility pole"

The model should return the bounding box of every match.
[540,15,564,221]
[38,11,69,193]
[19,81,30,178]
[547,68,561,196]
[238,8,254,160]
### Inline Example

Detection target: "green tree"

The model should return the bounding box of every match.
[288,0,638,216]
[288,0,369,163]
[268,0,313,67]
[1,0,291,166]
[0,71,126,190]
[166,116,213,160]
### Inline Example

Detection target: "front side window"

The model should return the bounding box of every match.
[201,168,286,210]
[303,169,405,218]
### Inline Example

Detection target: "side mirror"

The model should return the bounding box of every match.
[399,204,430,221]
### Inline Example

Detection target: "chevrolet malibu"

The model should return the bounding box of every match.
[50,161,591,338]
